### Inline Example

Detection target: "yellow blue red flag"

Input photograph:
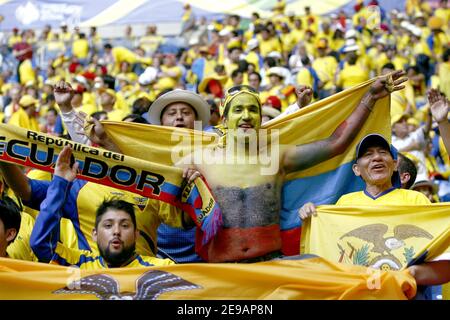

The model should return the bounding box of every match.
[0,124,222,250]
[101,78,391,255]
[0,77,391,257]
[0,256,416,300]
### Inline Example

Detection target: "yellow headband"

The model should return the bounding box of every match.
[220,88,262,117]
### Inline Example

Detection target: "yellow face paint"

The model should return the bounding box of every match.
[221,85,261,117]
[224,94,262,133]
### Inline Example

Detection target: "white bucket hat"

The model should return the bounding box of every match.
[148,89,211,127]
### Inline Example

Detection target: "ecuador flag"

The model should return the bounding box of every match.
[301,204,450,271]
[0,256,416,300]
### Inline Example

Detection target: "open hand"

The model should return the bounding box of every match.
[428,89,449,123]
[54,146,79,182]
[369,70,408,100]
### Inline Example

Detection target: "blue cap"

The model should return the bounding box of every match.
[355,134,397,160]
[355,134,401,188]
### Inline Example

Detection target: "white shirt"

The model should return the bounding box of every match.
[392,127,428,177]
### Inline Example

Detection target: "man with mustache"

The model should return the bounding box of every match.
[30,146,174,269]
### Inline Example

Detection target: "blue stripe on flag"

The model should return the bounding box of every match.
[281,161,365,231]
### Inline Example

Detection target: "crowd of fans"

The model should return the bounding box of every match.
[0,1,449,198]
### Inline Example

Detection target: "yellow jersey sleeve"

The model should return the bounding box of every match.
[7,212,37,262]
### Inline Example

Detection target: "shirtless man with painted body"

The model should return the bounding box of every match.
[184,72,407,262]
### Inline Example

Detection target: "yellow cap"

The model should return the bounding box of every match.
[19,95,39,108]
[407,117,420,127]
[316,38,328,49]
[227,39,242,50]
[154,77,176,91]
[391,113,409,126]
[428,16,443,30]
[104,88,117,99]
[197,73,228,94]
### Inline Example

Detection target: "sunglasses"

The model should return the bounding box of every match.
[226,85,259,96]
[221,85,261,116]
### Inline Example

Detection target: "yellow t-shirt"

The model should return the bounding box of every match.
[139,35,164,55]
[435,8,450,25]
[46,40,65,53]
[291,28,305,44]
[245,51,262,72]
[104,108,129,121]
[112,47,151,75]
[301,14,319,33]
[51,243,174,269]
[280,33,297,54]
[8,107,40,131]
[6,212,37,262]
[336,188,431,206]
[296,68,314,88]
[18,59,36,86]
[72,39,89,59]
[438,62,450,100]
[412,40,432,57]
[258,36,282,57]
[75,104,98,117]
[336,64,369,90]
[114,91,132,114]
[372,52,390,75]
[28,177,184,257]
[60,32,72,42]
[156,66,182,91]
[8,35,22,47]
[312,56,338,90]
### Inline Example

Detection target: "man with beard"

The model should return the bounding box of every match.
[30,146,174,268]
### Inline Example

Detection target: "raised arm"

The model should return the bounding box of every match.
[428,89,450,154]
[54,80,122,152]
[30,146,79,262]
[283,70,407,173]
[54,80,90,145]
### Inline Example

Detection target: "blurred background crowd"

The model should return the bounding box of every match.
[0,0,449,204]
